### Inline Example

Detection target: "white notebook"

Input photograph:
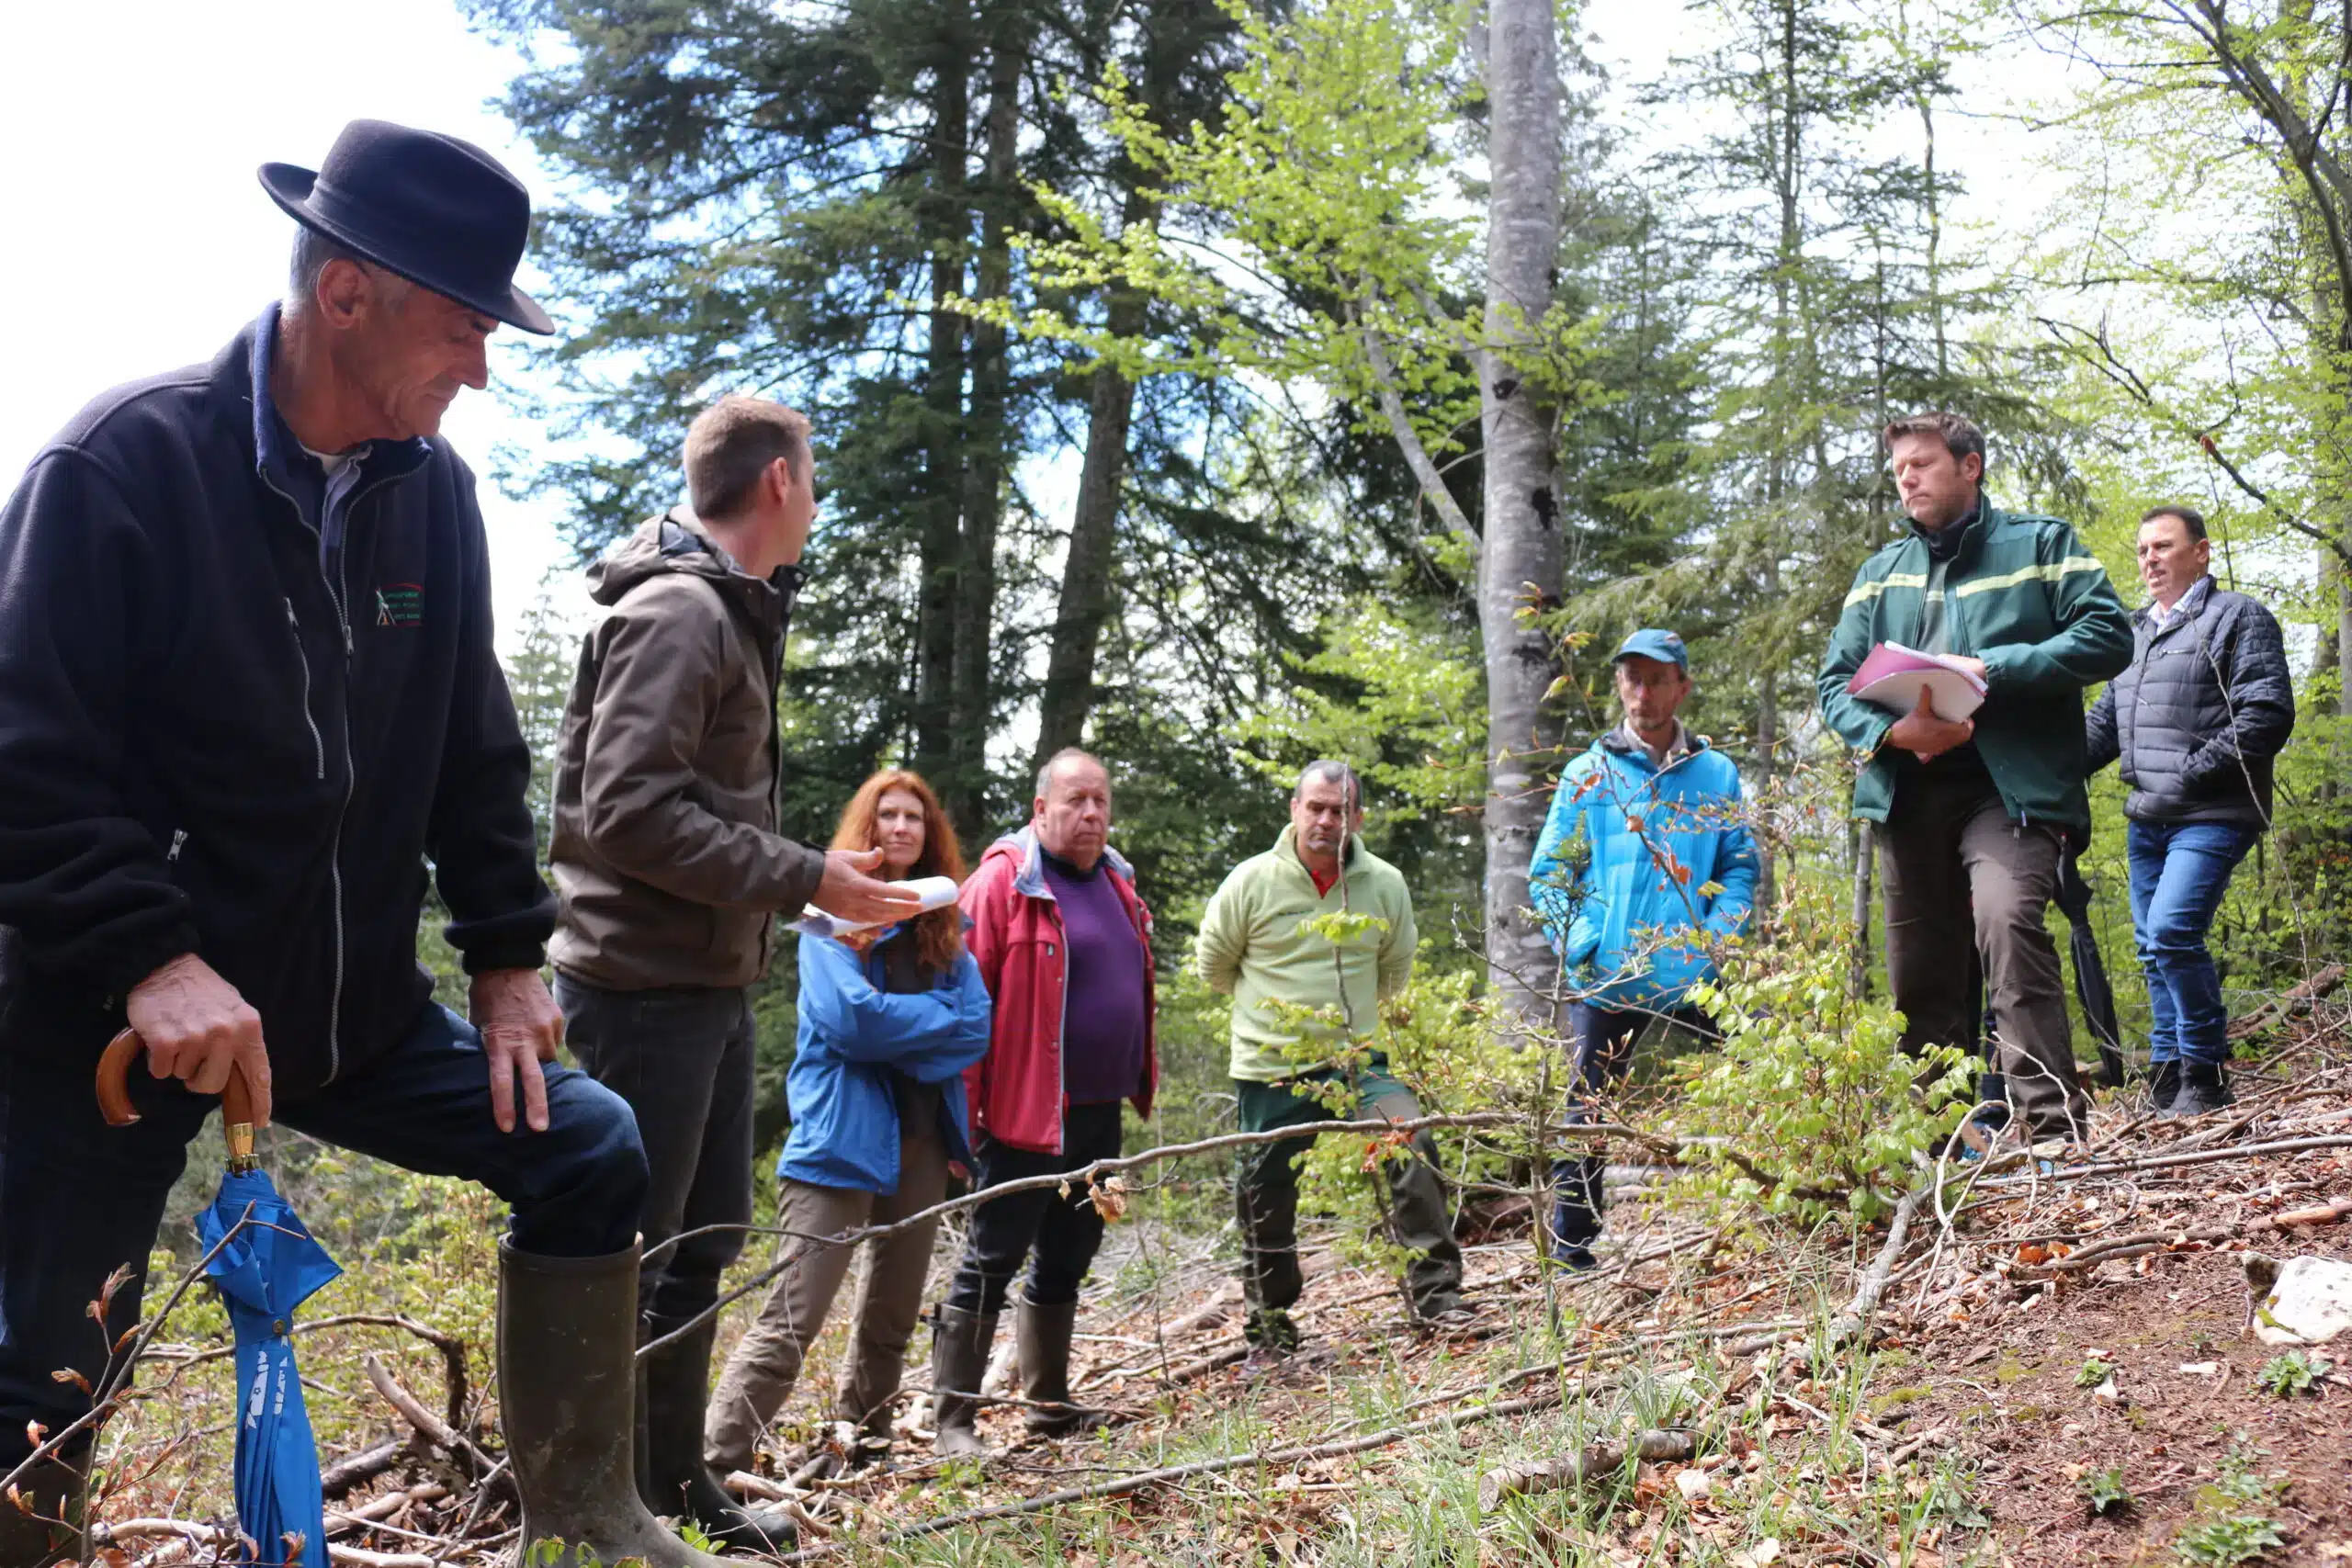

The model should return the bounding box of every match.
[789,874,962,939]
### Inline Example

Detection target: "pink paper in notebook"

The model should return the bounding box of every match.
[1846,641,1987,720]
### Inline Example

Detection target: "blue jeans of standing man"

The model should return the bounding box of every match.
[2126,819,2257,1066]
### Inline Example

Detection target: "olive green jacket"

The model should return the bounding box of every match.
[1816,502,2132,834]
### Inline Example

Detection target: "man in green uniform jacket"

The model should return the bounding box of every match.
[1194,762,1466,1363]
[1818,412,2133,1145]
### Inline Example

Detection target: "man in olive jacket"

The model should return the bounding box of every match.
[2086,505,2294,1117]
[1818,412,2133,1145]
[1193,762,1464,1362]
[548,396,918,1547]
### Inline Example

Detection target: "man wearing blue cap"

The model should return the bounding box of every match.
[1529,630,1758,1267]
[0,122,746,1563]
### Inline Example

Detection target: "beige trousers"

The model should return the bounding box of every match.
[702,1114,950,1473]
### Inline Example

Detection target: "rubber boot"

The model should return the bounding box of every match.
[928,1303,996,1458]
[1016,1299,1109,1438]
[497,1239,739,1567]
[0,1450,83,1567]
[2166,1060,2234,1118]
[2146,1060,2182,1115]
[643,1314,798,1552]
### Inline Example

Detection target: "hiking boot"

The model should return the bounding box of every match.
[928,1303,997,1459]
[2145,1060,2182,1115]
[2165,1061,2234,1119]
[1238,1306,1299,1376]
[642,1314,798,1552]
[497,1240,739,1567]
[1414,1301,1484,1337]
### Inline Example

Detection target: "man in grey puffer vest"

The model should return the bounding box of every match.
[2086,505,2293,1117]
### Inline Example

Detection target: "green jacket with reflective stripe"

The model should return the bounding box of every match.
[1816,502,2133,833]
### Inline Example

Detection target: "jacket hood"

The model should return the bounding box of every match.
[588,511,741,604]
[985,825,1137,898]
[1593,724,1710,770]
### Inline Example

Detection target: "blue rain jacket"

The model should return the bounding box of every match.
[775,927,991,1193]
[1528,730,1759,1008]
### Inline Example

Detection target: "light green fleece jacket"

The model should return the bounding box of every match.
[1193,827,1419,1082]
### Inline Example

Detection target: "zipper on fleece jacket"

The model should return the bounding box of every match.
[260,465,375,1087]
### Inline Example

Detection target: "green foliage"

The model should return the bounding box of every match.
[2254,1349,2326,1398]
[2173,1513,2286,1567]
[1284,970,1533,1272]
[2075,1356,2115,1389]
[2079,1464,2133,1516]
[1668,884,1972,1229]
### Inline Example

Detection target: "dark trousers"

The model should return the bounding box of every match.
[1877,771,2088,1140]
[557,976,754,1331]
[1549,1000,1715,1252]
[944,1101,1124,1314]
[0,1000,645,1472]
[2125,820,2256,1066]
[1233,1066,1462,1321]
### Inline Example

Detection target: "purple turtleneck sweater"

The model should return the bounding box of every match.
[1040,847,1148,1104]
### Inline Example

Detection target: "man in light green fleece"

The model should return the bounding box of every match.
[1194,761,1467,1364]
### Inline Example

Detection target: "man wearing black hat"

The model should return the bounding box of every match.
[0,122,742,1565]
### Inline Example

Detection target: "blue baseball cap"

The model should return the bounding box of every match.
[1611,627,1688,671]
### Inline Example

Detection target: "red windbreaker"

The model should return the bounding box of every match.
[958,829,1159,1153]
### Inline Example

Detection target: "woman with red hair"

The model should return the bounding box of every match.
[703,770,989,1473]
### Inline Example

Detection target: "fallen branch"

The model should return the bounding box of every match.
[149,1314,470,1436]
[2228,964,2344,1041]
[1971,1134,2352,1188]
[1831,1190,1922,1343]
[319,1438,408,1503]
[364,1353,505,1493]
[1477,1427,1699,1511]
[641,1111,1698,1360]
[2017,1196,2352,1276]
[92,1517,442,1568]
[775,1387,1570,1560]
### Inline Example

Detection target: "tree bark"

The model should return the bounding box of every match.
[1033,0,1212,763]
[952,17,1022,831]
[915,31,971,781]
[1479,0,1566,1043]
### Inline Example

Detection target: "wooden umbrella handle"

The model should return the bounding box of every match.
[96,1028,259,1167]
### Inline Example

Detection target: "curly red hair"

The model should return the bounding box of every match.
[829,768,967,972]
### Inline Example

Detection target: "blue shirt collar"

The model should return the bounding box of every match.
[247,302,432,491]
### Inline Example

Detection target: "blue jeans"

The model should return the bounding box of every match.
[0,1001,647,1471]
[1550,1001,1714,1251]
[2126,819,2256,1066]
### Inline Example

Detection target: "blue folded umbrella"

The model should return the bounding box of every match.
[196,1168,344,1568]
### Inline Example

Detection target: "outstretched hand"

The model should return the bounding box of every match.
[127,953,275,1126]
[473,967,563,1134]
[813,847,930,926]
[1885,685,1974,764]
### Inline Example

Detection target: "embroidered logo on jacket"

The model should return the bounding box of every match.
[374,583,422,628]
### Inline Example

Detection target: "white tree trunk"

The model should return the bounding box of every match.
[1479,0,1566,1042]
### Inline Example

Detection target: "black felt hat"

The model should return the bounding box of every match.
[259,119,553,335]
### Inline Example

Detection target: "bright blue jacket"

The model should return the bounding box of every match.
[1528,731,1758,1008]
[775,928,992,1194]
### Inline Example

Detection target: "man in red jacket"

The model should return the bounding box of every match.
[928,749,1158,1456]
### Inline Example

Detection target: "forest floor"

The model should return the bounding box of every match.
[85,1019,2352,1568]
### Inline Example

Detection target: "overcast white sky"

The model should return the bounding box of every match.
[0,0,2087,660]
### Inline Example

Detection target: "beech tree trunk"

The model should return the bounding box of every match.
[1478,0,1566,1041]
